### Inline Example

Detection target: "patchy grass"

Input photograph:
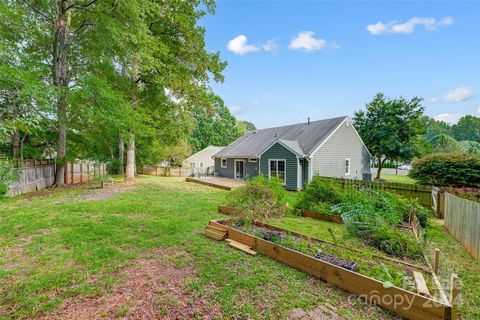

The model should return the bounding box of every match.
[0,176,398,319]
[378,174,418,184]
[425,220,480,320]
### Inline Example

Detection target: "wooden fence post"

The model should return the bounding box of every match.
[450,274,459,320]
[80,162,83,184]
[64,162,68,184]
[433,248,440,274]
[87,161,90,181]
[70,162,74,184]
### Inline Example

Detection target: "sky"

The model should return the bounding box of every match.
[200,1,480,129]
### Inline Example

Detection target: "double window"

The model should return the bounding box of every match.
[269,159,286,184]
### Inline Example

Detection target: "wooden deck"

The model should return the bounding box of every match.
[186,177,245,190]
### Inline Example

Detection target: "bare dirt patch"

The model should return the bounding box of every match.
[74,183,136,202]
[39,249,223,320]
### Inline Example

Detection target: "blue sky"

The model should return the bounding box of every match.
[201,1,480,129]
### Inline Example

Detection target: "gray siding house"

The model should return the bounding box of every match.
[213,116,371,190]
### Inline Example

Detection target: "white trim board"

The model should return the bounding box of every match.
[234,159,245,179]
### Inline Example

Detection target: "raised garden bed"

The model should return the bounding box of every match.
[208,218,454,320]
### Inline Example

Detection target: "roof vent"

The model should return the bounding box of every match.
[307,117,310,125]
[274,133,277,138]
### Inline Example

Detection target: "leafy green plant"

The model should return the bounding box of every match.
[294,176,342,214]
[227,175,287,221]
[0,161,18,199]
[370,264,413,289]
[410,153,480,187]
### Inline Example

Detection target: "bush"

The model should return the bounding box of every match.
[0,161,17,200]
[108,159,123,174]
[227,175,287,221]
[410,153,480,187]
[294,177,342,214]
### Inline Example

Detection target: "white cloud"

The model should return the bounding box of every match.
[366,16,454,35]
[227,35,259,55]
[443,86,475,102]
[434,113,464,124]
[252,100,261,105]
[289,31,335,52]
[261,39,279,53]
[229,106,244,115]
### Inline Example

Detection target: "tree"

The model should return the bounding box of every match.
[460,140,480,155]
[451,115,480,142]
[236,120,257,136]
[421,116,452,141]
[428,134,463,153]
[189,95,239,152]
[353,93,425,180]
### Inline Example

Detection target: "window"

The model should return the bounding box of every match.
[248,158,257,163]
[200,162,203,168]
[269,159,286,184]
[221,158,227,168]
[345,158,351,176]
[190,162,195,168]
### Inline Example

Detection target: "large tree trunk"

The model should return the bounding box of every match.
[53,4,71,186]
[125,132,135,182]
[376,155,387,180]
[124,58,139,183]
[118,135,124,174]
[12,129,20,159]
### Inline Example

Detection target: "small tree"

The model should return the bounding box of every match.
[353,93,425,179]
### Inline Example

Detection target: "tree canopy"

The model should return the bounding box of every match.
[353,93,425,179]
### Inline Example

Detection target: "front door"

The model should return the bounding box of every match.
[234,160,245,179]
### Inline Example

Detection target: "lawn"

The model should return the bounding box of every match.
[0,176,397,320]
[0,176,477,319]
[379,173,418,184]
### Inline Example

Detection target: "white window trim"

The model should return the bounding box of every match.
[248,158,257,163]
[345,158,351,176]
[221,158,227,168]
[268,159,287,185]
[234,159,245,179]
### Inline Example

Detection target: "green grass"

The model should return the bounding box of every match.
[0,176,395,319]
[379,173,418,184]
[1,176,477,319]
[425,220,480,320]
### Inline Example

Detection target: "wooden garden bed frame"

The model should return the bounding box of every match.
[209,218,453,320]
[214,205,458,320]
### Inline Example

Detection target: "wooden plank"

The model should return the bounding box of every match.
[228,239,257,255]
[204,229,225,241]
[413,271,431,297]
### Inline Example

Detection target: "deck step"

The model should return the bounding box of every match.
[206,224,227,233]
[413,271,431,298]
[204,225,227,241]
[227,239,257,256]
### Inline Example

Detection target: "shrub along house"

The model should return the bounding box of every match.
[213,116,371,190]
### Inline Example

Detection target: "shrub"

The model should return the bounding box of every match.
[227,175,287,221]
[0,161,17,200]
[294,177,342,213]
[410,153,480,187]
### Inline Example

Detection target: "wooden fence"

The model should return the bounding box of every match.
[6,159,106,196]
[444,193,480,259]
[323,177,434,208]
[142,165,190,177]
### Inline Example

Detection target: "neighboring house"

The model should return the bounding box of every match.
[213,116,371,190]
[184,146,225,173]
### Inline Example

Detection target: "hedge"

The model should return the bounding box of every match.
[410,153,480,187]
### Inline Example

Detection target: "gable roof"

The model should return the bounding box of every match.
[213,116,348,158]
[187,146,225,161]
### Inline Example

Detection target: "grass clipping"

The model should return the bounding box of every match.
[227,175,287,221]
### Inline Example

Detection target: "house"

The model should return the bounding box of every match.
[183,146,225,174]
[212,116,371,190]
